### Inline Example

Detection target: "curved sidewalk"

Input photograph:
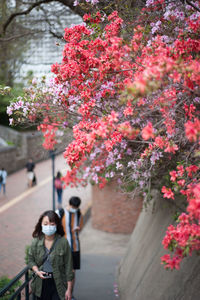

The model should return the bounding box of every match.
[0,154,130,300]
[0,154,92,277]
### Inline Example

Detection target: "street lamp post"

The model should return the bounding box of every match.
[49,150,56,211]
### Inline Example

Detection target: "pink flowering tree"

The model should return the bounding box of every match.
[8,0,200,269]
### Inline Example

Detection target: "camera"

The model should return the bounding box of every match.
[43,273,52,279]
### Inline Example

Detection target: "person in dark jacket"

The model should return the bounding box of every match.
[28,210,74,300]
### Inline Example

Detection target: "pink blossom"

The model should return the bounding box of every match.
[162,186,174,199]
[141,122,154,140]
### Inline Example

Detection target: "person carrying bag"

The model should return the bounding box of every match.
[31,237,60,281]
[28,210,74,300]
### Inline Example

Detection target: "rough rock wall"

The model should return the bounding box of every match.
[118,190,200,300]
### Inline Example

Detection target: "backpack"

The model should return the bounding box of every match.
[58,208,65,219]
[0,174,3,183]
[54,178,62,189]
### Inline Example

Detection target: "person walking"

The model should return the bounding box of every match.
[56,196,83,300]
[25,158,35,187]
[54,171,63,208]
[28,210,74,300]
[0,167,7,195]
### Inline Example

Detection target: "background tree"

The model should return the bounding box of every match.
[0,0,31,86]
[0,0,146,127]
[0,0,82,125]
[0,0,146,86]
[0,1,30,125]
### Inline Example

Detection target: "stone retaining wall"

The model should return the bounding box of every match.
[118,190,200,300]
[0,125,72,174]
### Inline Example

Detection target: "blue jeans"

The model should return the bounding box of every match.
[0,183,5,194]
[56,189,63,205]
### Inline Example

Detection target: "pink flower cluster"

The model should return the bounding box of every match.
[8,2,200,270]
[161,162,200,269]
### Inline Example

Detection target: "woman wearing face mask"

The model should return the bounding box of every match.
[28,210,74,300]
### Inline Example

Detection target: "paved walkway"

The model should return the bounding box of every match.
[0,154,130,299]
[75,220,130,300]
[0,154,92,277]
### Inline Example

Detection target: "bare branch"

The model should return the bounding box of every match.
[39,5,65,39]
[2,0,84,34]
[3,0,54,34]
[0,31,43,42]
[49,29,63,39]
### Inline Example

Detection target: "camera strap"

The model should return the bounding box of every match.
[32,237,61,280]
[41,237,61,266]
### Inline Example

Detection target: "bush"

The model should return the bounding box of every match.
[24,244,30,265]
[0,275,21,300]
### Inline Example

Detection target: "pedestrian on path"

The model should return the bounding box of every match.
[32,172,37,186]
[54,171,63,208]
[0,167,7,195]
[28,210,74,300]
[56,196,83,300]
[25,158,35,188]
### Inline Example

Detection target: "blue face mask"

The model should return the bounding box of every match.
[42,225,57,236]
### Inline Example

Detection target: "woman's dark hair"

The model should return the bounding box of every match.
[56,171,61,179]
[69,196,81,208]
[32,210,65,238]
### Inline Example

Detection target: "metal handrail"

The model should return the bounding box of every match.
[0,266,36,300]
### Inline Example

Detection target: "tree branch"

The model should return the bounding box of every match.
[49,29,64,39]
[0,31,43,43]
[3,0,54,34]
[57,0,85,16]
[2,0,84,34]
[185,0,200,12]
[39,5,65,39]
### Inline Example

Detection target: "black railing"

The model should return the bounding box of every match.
[0,266,36,300]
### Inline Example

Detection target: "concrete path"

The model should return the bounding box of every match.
[0,154,130,300]
[0,154,92,277]
[75,219,130,300]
